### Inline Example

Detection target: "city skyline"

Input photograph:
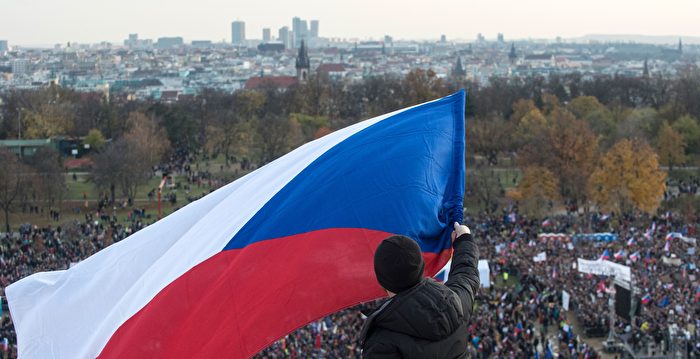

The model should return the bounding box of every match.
[2,0,700,46]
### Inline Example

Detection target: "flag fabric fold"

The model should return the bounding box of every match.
[7,91,467,359]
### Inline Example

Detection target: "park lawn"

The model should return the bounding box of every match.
[5,155,252,232]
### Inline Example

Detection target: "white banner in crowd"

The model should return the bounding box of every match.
[662,256,682,266]
[576,258,631,282]
[533,252,547,262]
[478,260,491,288]
[562,290,570,311]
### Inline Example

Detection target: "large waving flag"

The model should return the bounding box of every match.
[7,91,466,358]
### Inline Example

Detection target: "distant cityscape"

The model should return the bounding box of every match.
[0,16,698,101]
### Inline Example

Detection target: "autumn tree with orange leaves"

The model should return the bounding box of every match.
[507,166,560,217]
[656,122,684,171]
[588,139,666,214]
[517,101,598,209]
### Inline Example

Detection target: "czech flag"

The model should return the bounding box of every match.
[641,294,652,305]
[613,249,626,260]
[6,91,467,358]
[599,249,611,261]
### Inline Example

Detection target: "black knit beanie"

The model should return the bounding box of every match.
[374,235,425,293]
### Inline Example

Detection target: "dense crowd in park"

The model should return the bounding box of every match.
[1,204,699,357]
[255,209,699,358]
[1,197,699,357]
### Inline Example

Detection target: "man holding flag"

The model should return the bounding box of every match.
[360,222,479,358]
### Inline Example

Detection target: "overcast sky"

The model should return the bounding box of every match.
[2,0,699,46]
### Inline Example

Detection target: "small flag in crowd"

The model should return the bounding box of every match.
[664,241,671,252]
[599,249,610,261]
[641,294,652,305]
[658,296,670,308]
[613,249,626,260]
[626,237,635,247]
[1,338,8,352]
[552,265,558,279]
[629,251,640,262]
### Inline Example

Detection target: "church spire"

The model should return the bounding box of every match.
[451,56,466,78]
[296,40,310,84]
[508,43,517,64]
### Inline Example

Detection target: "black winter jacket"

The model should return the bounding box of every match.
[360,233,480,358]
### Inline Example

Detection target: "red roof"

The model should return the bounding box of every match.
[317,63,346,73]
[160,91,179,101]
[244,76,297,90]
[64,157,94,170]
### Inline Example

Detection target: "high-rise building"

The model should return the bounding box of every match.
[231,21,246,45]
[300,20,308,39]
[278,26,291,48]
[440,34,447,43]
[497,33,504,43]
[292,16,309,47]
[310,20,319,38]
[262,28,271,42]
[292,17,302,41]
[0,40,8,52]
[124,34,138,47]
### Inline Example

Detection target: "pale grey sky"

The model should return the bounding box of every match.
[2,0,699,46]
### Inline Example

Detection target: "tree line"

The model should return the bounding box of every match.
[1,66,699,231]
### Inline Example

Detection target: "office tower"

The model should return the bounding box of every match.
[440,34,446,42]
[497,33,504,43]
[231,21,246,45]
[384,35,393,45]
[278,26,291,48]
[262,28,271,42]
[292,17,302,41]
[0,40,8,52]
[292,17,309,47]
[124,34,138,47]
[310,20,319,38]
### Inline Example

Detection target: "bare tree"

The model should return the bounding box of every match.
[0,148,28,232]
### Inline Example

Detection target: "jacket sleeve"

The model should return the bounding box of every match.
[444,233,480,322]
[363,340,402,359]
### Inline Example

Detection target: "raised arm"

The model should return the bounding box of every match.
[445,222,480,322]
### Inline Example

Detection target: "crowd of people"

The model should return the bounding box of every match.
[1,152,699,358]
[256,210,699,358]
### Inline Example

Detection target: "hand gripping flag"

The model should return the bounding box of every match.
[7,91,466,358]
